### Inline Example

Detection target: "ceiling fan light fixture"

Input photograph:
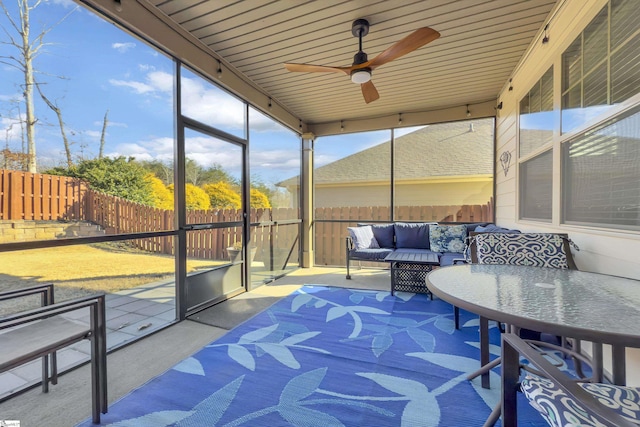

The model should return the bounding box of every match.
[351,68,371,84]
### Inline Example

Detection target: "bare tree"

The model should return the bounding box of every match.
[99,109,109,159]
[35,82,73,167]
[0,0,77,172]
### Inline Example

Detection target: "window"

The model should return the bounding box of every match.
[561,0,640,133]
[313,119,494,266]
[519,68,554,221]
[520,150,553,221]
[563,105,640,229]
[180,67,246,139]
[520,67,554,157]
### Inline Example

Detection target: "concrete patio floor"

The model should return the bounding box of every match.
[0,266,392,427]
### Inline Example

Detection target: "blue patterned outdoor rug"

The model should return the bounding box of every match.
[78,285,549,426]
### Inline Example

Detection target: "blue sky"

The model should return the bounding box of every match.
[0,0,419,185]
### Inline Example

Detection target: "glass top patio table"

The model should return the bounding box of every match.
[426,264,640,385]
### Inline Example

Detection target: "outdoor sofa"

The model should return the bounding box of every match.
[345,221,501,279]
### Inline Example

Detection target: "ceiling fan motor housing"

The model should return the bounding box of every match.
[352,50,368,66]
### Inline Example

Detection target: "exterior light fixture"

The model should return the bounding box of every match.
[217,60,222,79]
[350,68,371,84]
[268,98,272,109]
[398,113,403,125]
[542,24,549,44]
[340,120,344,132]
[466,105,471,117]
[114,0,122,12]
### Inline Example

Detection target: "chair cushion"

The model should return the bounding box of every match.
[474,233,570,268]
[394,223,430,249]
[439,252,466,267]
[521,375,640,426]
[348,248,393,261]
[348,226,379,250]
[429,224,467,253]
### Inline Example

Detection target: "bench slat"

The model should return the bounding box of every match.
[0,316,91,371]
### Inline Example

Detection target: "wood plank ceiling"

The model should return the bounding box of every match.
[150,0,558,126]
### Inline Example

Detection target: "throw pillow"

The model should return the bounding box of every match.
[429,224,467,253]
[347,226,380,250]
[371,223,395,248]
[474,233,569,268]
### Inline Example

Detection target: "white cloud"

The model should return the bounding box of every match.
[92,120,128,128]
[108,137,174,162]
[45,0,77,8]
[83,130,102,139]
[0,93,21,102]
[314,153,338,168]
[1,115,25,145]
[147,71,173,93]
[179,77,245,131]
[112,42,136,53]
[109,79,156,94]
[251,150,300,170]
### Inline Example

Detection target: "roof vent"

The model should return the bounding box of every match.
[469,123,475,132]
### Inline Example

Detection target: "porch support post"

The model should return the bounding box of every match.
[301,133,315,267]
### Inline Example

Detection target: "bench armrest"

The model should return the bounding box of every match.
[0,283,54,306]
[0,293,106,331]
[345,236,354,250]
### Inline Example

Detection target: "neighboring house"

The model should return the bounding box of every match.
[279,119,494,209]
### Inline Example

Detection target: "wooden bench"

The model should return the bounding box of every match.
[0,285,108,424]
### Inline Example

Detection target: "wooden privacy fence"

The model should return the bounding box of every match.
[86,190,301,261]
[1,169,493,266]
[314,200,494,266]
[0,169,88,221]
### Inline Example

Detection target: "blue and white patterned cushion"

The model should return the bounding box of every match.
[429,224,467,253]
[521,375,640,426]
[474,233,569,268]
[347,226,380,250]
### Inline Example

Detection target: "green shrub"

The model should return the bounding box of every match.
[203,181,241,209]
[145,174,174,210]
[250,188,271,208]
[167,183,211,210]
[46,157,153,205]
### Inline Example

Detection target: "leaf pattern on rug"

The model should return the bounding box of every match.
[172,357,205,376]
[79,286,551,427]
[207,323,328,371]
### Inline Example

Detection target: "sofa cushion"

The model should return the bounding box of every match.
[429,224,467,253]
[371,223,395,248]
[394,223,430,249]
[439,252,467,267]
[474,224,520,233]
[474,233,570,268]
[348,226,380,250]
[521,375,640,427]
[348,248,393,261]
[463,222,491,234]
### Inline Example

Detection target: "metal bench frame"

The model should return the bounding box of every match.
[0,285,108,424]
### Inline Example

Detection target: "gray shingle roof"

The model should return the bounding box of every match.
[279,119,494,187]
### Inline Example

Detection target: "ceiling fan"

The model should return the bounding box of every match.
[284,19,440,104]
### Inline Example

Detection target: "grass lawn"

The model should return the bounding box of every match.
[0,243,223,314]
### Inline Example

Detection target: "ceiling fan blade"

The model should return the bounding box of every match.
[368,27,440,69]
[361,80,380,104]
[284,63,350,74]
